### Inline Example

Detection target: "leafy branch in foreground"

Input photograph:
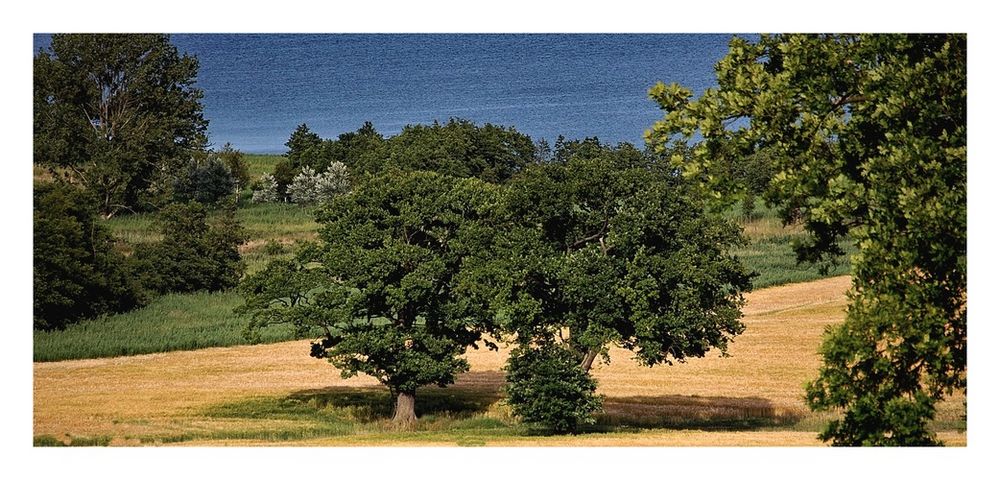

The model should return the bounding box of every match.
[647,34,966,445]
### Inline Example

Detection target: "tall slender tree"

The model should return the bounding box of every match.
[34,34,207,217]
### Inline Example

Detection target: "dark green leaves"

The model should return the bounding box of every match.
[241,170,500,397]
[34,34,208,217]
[33,183,145,330]
[648,34,966,445]
[504,343,603,434]
[134,201,247,295]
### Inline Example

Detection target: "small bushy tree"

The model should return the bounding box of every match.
[251,173,280,203]
[33,183,145,330]
[504,343,603,433]
[217,143,250,194]
[314,161,350,200]
[287,166,319,203]
[286,162,351,204]
[272,158,297,198]
[285,123,322,168]
[135,201,247,294]
[172,157,235,205]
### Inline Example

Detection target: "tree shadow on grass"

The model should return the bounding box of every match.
[592,394,805,432]
[203,370,801,439]
[287,370,506,422]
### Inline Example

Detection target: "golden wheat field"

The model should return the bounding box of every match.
[32,275,967,446]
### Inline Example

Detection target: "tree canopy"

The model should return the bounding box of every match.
[453,142,753,430]
[278,119,535,186]
[238,170,501,425]
[646,33,966,445]
[134,201,247,294]
[34,34,208,218]
[33,183,145,330]
[487,151,752,370]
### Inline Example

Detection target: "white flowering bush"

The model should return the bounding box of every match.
[287,166,319,203]
[315,162,351,202]
[251,173,279,203]
[287,162,351,204]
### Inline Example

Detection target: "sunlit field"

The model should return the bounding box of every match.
[33,276,966,446]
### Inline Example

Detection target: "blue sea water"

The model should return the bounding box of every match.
[33,34,739,154]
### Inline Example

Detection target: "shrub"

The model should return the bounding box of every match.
[262,239,284,255]
[314,161,351,201]
[33,183,145,330]
[287,166,319,203]
[217,143,250,193]
[272,158,297,198]
[251,173,280,203]
[287,162,351,204]
[172,157,235,205]
[134,201,248,294]
[504,343,603,434]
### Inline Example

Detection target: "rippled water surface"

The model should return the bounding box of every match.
[34,34,739,153]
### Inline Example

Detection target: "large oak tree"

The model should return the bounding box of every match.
[238,170,500,426]
[470,143,753,430]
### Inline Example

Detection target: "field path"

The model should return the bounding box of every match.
[32,275,965,446]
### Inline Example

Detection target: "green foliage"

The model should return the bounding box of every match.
[483,152,753,367]
[272,158,297,197]
[504,343,602,433]
[647,34,966,445]
[217,143,250,191]
[33,183,145,330]
[262,239,285,256]
[34,34,207,217]
[385,118,535,182]
[34,435,113,447]
[284,123,323,168]
[171,157,235,205]
[251,173,280,203]
[239,171,500,404]
[293,121,387,175]
[464,143,752,434]
[286,162,351,204]
[280,118,534,183]
[134,201,247,294]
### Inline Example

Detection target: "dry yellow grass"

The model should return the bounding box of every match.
[33,275,966,446]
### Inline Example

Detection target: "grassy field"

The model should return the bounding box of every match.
[33,291,319,362]
[244,153,283,179]
[33,276,966,446]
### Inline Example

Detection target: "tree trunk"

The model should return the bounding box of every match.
[392,391,417,427]
[580,349,599,373]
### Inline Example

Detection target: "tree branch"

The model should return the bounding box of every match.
[567,219,610,252]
